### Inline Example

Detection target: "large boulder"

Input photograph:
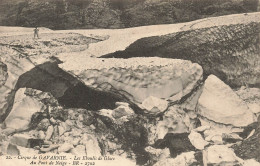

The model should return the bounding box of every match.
[57,56,203,107]
[197,75,256,127]
[203,145,240,166]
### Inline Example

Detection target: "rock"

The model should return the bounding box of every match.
[141,96,168,115]
[180,86,203,112]
[71,138,80,146]
[222,133,243,143]
[58,125,65,136]
[4,88,45,130]
[115,102,130,107]
[98,109,114,119]
[82,134,101,157]
[188,131,209,150]
[0,61,8,86]
[65,119,74,127]
[210,135,223,144]
[106,140,120,153]
[198,75,256,127]
[200,117,244,134]
[193,126,211,133]
[204,145,240,165]
[60,121,71,132]
[145,146,170,162]
[45,125,54,140]
[71,128,82,137]
[50,117,57,125]
[235,87,260,115]
[155,133,195,158]
[70,145,86,155]
[245,129,255,140]
[154,106,191,141]
[58,143,73,153]
[242,159,260,166]
[232,118,260,162]
[78,114,84,122]
[154,151,196,166]
[112,105,135,119]
[57,57,203,105]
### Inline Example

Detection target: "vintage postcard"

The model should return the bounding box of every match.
[0,0,259,166]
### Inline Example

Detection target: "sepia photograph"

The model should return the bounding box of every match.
[0,0,259,165]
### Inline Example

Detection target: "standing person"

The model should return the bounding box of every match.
[34,27,39,39]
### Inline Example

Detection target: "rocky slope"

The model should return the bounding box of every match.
[0,12,260,166]
[0,0,258,29]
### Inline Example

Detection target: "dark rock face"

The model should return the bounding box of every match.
[104,22,260,88]
[0,0,258,29]
[0,62,8,86]
[232,118,260,162]
[154,133,196,158]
